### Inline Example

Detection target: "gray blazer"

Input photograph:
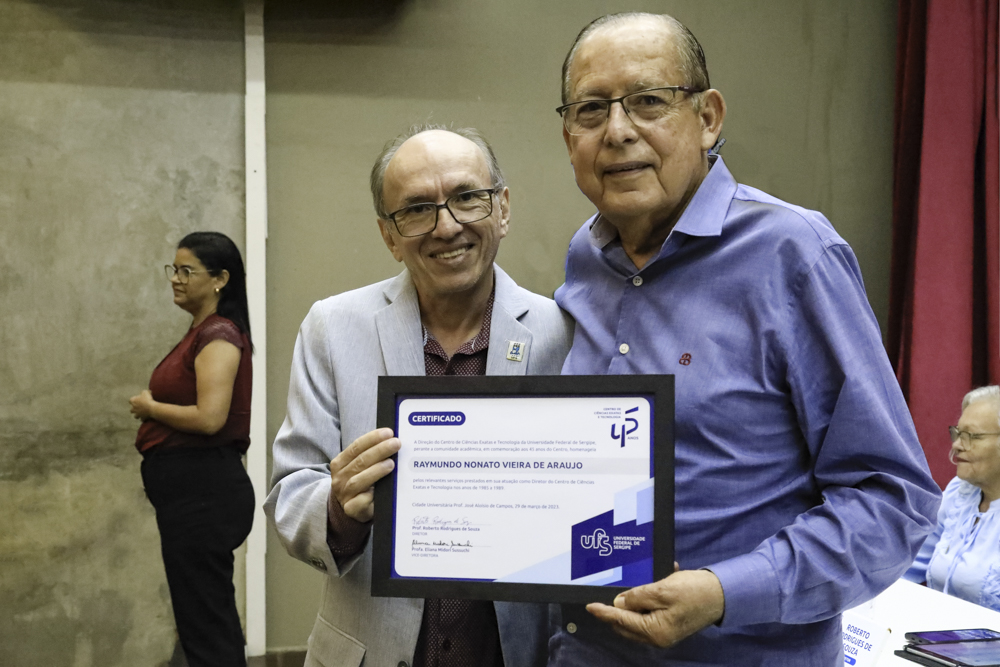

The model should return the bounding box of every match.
[264,266,574,667]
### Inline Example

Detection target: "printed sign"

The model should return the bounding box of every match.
[842,609,891,667]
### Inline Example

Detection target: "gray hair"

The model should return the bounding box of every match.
[561,12,711,107]
[370,124,506,219]
[962,385,1000,428]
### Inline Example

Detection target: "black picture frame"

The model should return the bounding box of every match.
[372,374,674,605]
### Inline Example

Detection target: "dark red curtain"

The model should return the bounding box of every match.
[889,0,999,489]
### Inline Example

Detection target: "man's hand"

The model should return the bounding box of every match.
[330,428,400,523]
[586,569,725,648]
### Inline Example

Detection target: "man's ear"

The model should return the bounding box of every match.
[562,124,575,158]
[698,89,727,152]
[496,187,510,239]
[377,219,404,262]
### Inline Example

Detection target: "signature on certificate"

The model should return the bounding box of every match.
[411,539,477,549]
[412,515,472,527]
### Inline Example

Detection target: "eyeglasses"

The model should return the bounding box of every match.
[949,426,1000,446]
[556,86,705,136]
[386,188,500,237]
[164,265,210,284]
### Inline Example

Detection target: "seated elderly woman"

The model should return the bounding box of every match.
[904,385,1000,611]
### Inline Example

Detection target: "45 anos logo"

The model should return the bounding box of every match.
[580,528,612,556]
[610,407,639,447]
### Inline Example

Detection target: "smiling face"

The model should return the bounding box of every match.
[563,17,724,245]
[377,130,509,306]
[951,399,1000,493]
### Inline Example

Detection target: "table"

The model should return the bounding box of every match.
[844,579,1000,665]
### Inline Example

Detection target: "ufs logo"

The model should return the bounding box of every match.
[610,407,639,447]
[580,528,612,556]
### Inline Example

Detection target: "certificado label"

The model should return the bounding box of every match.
[392,395,654,587]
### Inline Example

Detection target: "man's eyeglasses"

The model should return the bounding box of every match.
[556,86,705,136]
[387,187,500,237]
[164,265,210,284]
[949,425,1000,446]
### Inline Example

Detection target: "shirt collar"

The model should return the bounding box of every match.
[588,155,738,251]
[421,287,495,357]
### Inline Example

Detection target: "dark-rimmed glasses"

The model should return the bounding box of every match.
[949,425,1000,446]
[556,86,705,136]
[164,265,209,284]
[387,187,500,237]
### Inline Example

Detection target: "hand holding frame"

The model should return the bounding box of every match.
[586,568,725,648]
[330,427,400,522]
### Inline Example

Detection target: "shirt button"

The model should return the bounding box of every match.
[632,276,643,286]
[310,558,327,571]
[619,343,629,355]
[397,662,409,667]
[567,622,578,634]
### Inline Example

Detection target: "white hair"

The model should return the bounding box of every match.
[962,385,1000,428]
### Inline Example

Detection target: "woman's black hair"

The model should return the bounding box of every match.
[178,231,253,350]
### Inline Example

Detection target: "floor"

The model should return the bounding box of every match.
[248,650,307,667]
[166,642,306,667]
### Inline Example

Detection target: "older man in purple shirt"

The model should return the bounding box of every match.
[550,12,941,666]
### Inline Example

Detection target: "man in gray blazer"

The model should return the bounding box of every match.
[265,126,574,667]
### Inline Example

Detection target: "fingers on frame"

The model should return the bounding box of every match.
[341,461,394,497]
[345,428,394,459]
[588,603,639,628]
[343,487,375,512]
[349,440,398,476]
[611,586,656,613]
[351,430,398,465]
[332,429,396,475]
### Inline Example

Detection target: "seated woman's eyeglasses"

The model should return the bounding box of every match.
[164,265,209,283]
[949,425,1000,446]
[388,188,499,237]
[556,86,705,136]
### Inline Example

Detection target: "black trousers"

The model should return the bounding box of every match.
[142,446,255,667]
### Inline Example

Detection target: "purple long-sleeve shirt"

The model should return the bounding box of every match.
[550,157,941,666]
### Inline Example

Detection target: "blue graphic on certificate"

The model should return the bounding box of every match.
[391,395,654,587]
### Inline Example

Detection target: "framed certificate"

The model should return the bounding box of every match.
[372,375,674,605]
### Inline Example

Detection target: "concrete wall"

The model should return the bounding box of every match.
[0,1,245,665]
[262,0,897,650]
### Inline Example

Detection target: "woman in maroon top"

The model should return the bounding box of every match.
[129,231,254,667]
